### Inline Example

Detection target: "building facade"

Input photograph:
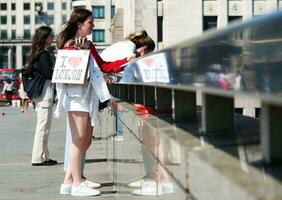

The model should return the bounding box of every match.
[1,0,282,70]
[0,0,72,69]
[113,0,282,49]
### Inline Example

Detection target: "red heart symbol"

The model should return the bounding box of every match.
[68,57,82,68]
[141,58,155,67]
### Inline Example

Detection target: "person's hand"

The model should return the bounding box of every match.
[127,54,137,62]
[74,37,89,49]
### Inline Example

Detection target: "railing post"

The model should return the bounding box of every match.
[128,85,135,102]
[135,85,144,104]
[261,102,282,163]
[156,87,172,115]
[174,89,197,122]
[144,86,155,108]
[202,93,234,133]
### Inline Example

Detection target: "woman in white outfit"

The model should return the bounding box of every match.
[62,29,156,178]
[56,8,135,197]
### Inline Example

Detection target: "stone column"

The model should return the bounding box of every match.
[16,45,23,69]
[8,47,12,69]
[217,0,228,28]
[243,0,253,20]
[268,0,278,12]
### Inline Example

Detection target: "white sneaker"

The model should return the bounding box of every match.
[60,183,72,195]
[132,181,174,196]
[71,182,100,196]
[83,179,101,188]
[128,178,153,187]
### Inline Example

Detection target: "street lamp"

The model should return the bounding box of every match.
[35,2,50,26]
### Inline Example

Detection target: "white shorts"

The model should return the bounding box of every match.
[64,95,90,112]
[62,83,100,126]
[63,84,90,113]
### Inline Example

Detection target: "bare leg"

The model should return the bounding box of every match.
[23,99,29,112]
[63,111,90,187]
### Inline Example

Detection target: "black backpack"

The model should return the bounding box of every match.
[22,67,45,99]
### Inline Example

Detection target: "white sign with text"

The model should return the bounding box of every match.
[52,50,90,84]
[136,53,169,83]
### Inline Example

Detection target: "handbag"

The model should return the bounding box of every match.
[99,99,109,112]
[22,70,45,99]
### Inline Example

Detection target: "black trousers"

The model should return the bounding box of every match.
[5,90,13,105]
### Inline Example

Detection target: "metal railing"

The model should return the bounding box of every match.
[109,11,282,164]
[103,11,282,200]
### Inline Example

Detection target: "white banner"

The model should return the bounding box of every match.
[136,53,170,83]
[52,50,90,84]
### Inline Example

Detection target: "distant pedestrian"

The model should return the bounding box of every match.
[2,79,13,106]
[19,75,29,113]
[24,26,57,166]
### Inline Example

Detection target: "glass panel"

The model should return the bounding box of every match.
[62,15,67,24]
[1,30,7,39]
[12,16,16,24]
[111,5,115,18]
[24,15,30,24]
[48,15,54,25]
[1,16,7,24]
[35,15,42,24]
[0,47,9,68]
[92,6,105,19]
[47,2,54,10]
[23,3,30,10]
[203,16,217,31]
[11,30,16,39]
[0,3,7,10]
[11,3,16,10]
[23,30,30,39]
[62,2,66,10]
[93,29,105,42]
[22,46,30,66]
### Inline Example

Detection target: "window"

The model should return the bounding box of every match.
[93,29,105,42]
[62,2,67,10]
[228,16,242,23]
[23,30,30,39]
[24,15,30,24]
[35,15,42,24]
[23,3,30,10]
[1,16,7,24]
[203,16,217,31]
[0,3,7,10]
[48,2,54,10]
[157,16,163,42]
[22,46,31,66]
[11,30,16,39]
[92,6,105,19]
[48,15,54,24]
[62,15,67,24]
[11,3,16,10]
[0,30,7,39]
[12,16,16,24]
[0,47,9,68]
[111,5,115,18]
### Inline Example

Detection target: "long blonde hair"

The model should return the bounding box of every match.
[126,30,155,52]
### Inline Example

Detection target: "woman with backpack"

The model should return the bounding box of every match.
[24,26,57,166]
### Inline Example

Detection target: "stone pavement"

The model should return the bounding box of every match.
[0,106,138,200]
